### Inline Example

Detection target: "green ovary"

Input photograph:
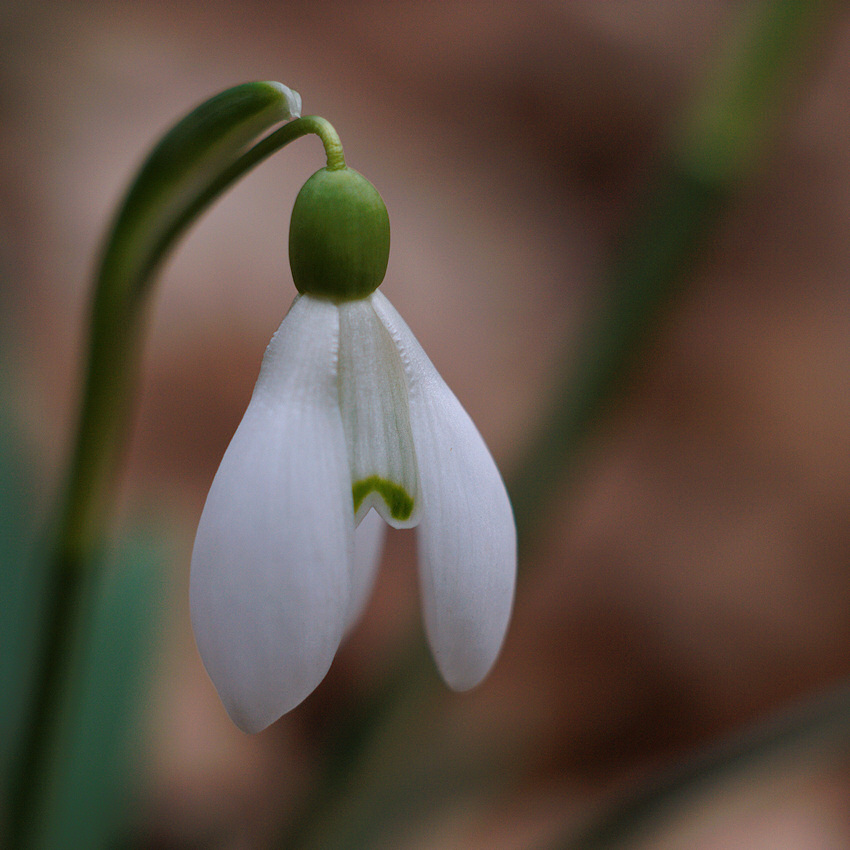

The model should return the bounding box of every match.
[352,476,414,521]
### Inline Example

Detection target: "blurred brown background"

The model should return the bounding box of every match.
[4,1,850,846]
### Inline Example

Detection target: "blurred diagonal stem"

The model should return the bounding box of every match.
[274,1,845,848]
[5,82,344,846]
[511,0,839,545]
[558,683,850,849]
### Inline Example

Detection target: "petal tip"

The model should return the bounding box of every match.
[438,659,495,693]
[225,702,279,735]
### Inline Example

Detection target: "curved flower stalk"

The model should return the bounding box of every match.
[190,166,516,733]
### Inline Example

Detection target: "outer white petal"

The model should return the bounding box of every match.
[345,508,387,633]
[190,295,352,733]
[372,291,516,690]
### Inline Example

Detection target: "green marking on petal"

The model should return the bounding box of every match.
[352,476,414,522]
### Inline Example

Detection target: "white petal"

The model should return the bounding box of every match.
[337,298,420,528]
[345,508,387,632]
[372,292,516,690]
[190,295,352,733]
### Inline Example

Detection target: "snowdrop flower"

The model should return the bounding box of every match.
[191,165,516,733]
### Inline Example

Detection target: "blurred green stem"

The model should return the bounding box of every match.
[559,683,850,849]
[275,1,841,848]
[5,93,342,846]
[511,0,837,546]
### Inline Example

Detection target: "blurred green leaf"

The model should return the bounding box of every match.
[0,414,44,780]
[511,0,839,549]
[679,0,829,182]
[28,526,167,850]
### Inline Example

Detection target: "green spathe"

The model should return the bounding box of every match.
[289,167,390,301]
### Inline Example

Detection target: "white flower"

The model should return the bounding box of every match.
[190,290,516,733]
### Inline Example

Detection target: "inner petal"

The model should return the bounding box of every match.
[338,298,420,528]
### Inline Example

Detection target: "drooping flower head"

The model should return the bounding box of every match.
[191,159,516,733]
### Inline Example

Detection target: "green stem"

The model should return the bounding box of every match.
[6,108,343,847]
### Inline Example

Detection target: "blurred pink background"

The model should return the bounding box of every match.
[4,1,850,846]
